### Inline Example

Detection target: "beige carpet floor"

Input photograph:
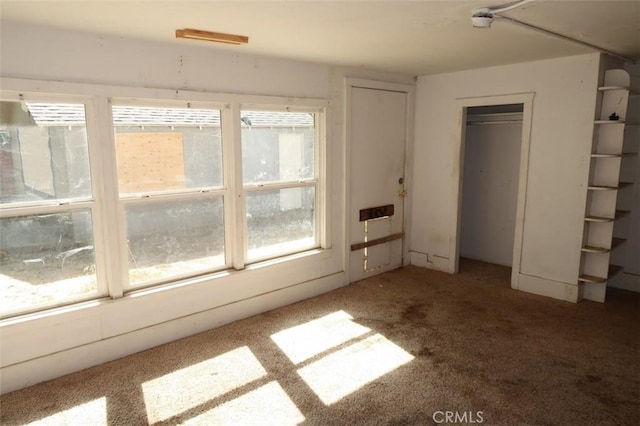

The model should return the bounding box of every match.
[1,259,639,425]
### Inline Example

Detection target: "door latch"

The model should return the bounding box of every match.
[398,189,407,198]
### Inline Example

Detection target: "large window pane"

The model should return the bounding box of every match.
[241,111,315,184]
[126,197,225,285]
[246,187,316,261]
[0,210,97,315]
[0,101,91,204]
[113,106,223,194]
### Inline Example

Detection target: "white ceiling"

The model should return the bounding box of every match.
[1,0,638,76]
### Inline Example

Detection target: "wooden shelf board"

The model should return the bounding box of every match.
[591,152,637,158]
[581,245,609,253]
[598,86,640,96]
[591,153,619,158]
[581,238,625,254]
[579,274,606,284]
[584,210,631,222]
[588,185,619,190]
[578,265,625,284]
[588,182,633,190]
[578,265,624,284]
[598,86,630,91]
[584,215,614,223]
[594,120,625,125]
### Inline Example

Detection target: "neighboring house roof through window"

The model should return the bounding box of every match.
[24,103,314,128]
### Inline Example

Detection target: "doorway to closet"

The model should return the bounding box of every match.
[449,93,534,291]
[460,104,524,271]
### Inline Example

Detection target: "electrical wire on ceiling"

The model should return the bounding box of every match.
[471,0,635,63]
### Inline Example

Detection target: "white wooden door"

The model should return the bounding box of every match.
[349,86,407,282]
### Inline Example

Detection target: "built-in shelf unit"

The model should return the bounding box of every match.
[579,69,638,302]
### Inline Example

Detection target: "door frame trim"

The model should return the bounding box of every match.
[449,92,535,290]
[344,78,415,283]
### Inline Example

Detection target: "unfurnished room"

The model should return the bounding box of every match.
[0,1,638,425]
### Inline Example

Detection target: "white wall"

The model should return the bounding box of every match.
[460,121,522,266]
[612,62,640,291]
[621,155,640,276]
[623,63,640,277]
[410,54,601,301]
[0,21,414,394]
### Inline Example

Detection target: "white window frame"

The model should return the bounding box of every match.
[239,105,325,265]
[109,99,231,291]
[0,78,329,318]
[0,93,110,317]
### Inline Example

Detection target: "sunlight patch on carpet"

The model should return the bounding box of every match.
[26,397,106,426]
[297,333,414,405]
[182,381,304,426]
[271,310,371,364]
[142,346,267,423]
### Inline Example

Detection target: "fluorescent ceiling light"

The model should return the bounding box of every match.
[175,28,248,45]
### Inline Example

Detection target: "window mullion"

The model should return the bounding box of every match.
[82,98,110,299]
[226,102,246,270]
[318,108,328,249]
[94,97,127,297]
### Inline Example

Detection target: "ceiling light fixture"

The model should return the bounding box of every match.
[471,0,634,63]
[471,0,536,28]
[175,28,249,45]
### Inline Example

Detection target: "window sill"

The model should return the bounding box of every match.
[245,247,331,271]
